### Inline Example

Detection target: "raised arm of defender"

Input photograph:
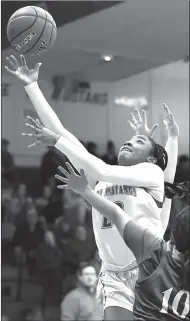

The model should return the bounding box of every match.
[128,106,179,233]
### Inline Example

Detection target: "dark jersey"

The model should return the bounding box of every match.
[123,221,190,321]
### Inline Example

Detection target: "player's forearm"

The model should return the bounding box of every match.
[55,136,104,180]
[161,137,178,233]
[164,136,178,183]
[160,137,178,233]
[24,82,86,151]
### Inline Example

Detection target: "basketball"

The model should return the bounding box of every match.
[6,6,57,56]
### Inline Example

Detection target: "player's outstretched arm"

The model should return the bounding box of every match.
[5,55,97,185]
[128,106,179,233]
[160,104,179,233]
[128,108,158,138]
[162,104,179,184]
[56,163,161,264]
[129,105,178,184]
[5,55,85,152]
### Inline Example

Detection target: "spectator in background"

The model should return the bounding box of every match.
[2,138,16,184]
[102,140,118,165]
[40,146,63,185]
[74,225,97,264]
[53,196,84,296]
[19,308,44,321]
[62,189,89,228]
[2,187,13,222]
[13,184,34,227]
[53,192,96,296]
[61,263,103,321]
[90,250,102,275]
[35,185,52,211]
[175,154,189,183]
[86,141,99,157]
[2,194,16,263]
[13,208,45,276]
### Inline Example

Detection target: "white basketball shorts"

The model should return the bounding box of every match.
[97,262,138,312]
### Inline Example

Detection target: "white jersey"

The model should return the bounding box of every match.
[93,181,163,266]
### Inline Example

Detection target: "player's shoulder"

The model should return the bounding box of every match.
[141,163,164,199]
[135,162,164,175]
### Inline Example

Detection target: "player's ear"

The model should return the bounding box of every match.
[147,156,157,164]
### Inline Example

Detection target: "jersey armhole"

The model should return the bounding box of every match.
[138,240,167,284]
[144,188,164,208]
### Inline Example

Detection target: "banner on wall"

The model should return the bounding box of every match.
[114,96,149,110]
[2,79,108,106]
[51,76,108,105]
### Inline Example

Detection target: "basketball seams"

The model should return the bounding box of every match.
[23,9,48,54]
[9,6,37,21]
[7,6,57,55]
[9,15,38,43]
[9,16,56,28]
[48,24,54,49]
[31,6,56,27]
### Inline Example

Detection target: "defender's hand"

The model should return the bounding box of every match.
[55,163,88,195]
[5,55,41,85]
[128,109,158,138]
[163,103,179,138]
[22,116,60,147]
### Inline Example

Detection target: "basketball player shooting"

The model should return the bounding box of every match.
[5,55,179,320]
[52,163,190,320]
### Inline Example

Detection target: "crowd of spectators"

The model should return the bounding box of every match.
[1,137,189,320]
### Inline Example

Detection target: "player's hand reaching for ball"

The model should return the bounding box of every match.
[55,163,89,195]
[22,116,60,147]
[5,55,41,85]
[128,109,158,138]
[163,103,179,138]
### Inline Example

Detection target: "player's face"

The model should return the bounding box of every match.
[118,135,153,166]
[79,266,97,288]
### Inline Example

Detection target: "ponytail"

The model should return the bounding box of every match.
[148,138,168,171]
[164,181,190,199]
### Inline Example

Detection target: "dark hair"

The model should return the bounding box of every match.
[148,137,168,171]
[77,262,96,275]
[148,138,189,200]
[170,205,190,290]
[164,181,190,199]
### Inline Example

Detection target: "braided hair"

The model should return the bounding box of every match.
[170,205,190,290]
[148,137,168,171]
[165,181,190,199]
